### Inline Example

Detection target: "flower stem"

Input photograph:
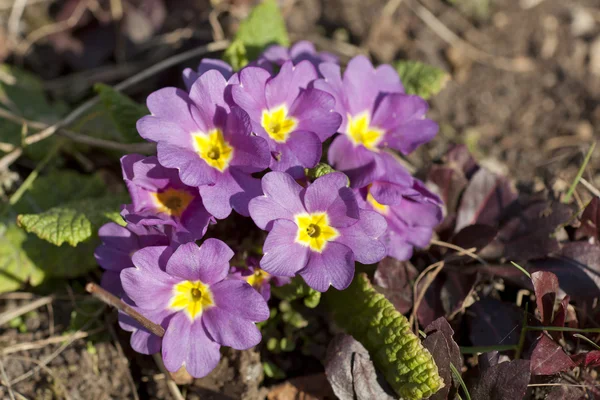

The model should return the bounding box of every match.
[85,283,165,338]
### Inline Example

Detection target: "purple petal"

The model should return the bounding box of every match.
[335,210,387,264]
[289,88,341,142]
[146,87,204,133]
[179,197,212,241]
[136,116,193,149]
[166,240,232,284]
[202,307,262,350]
[386,119,439,155]
[227,109,271,173]
[185,319,221,378]
[270,131,321,177]
[299,242,354,291]
[162,312,191,373]
[265,60,318,109]
[121,154,146,182]
[183,58,233,90]
[188,70,230,130]
[157,142,217,187]
[303,172,359,228]
[231,67,270,120]
[248,171,306,230]
[210,280,270,321]
[122,246,179,310]
[260,44,290,65]
[314,62,345,120]
[382,230,415,261]
[327,136,384,188]
[261,219,310,276]
[201,168,263,218]
[100,271,122,295]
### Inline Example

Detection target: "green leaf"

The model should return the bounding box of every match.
[12,170,106,215]
[327,273,444,400]
[17,195,126,247]
[94,83,148,142]
[0,64,68,159]
[394,60,449,100]
[271,276,321,308]
[224,0,289,69]
[0,221,45,293]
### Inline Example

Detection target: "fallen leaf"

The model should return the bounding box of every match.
[572,350,600,368]
[469,359,531,400]
[467,298,524,347]
[575,197,600,242]
[530,334,577,375]
[423,318,463,400]
[531,271,559,325]
[373,258,418,314]
[455,168,517,233]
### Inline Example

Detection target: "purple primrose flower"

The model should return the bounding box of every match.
[231,60,342,177]
[314,55,438,187]
[248,171,387,292]
[121,240,270,377]
[136,70,271,219]
[259,40,339,69]
[120,154,212,242]
[356,153,443,260]
[230,257,291,301]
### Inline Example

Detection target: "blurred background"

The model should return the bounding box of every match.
[1,0,599,399]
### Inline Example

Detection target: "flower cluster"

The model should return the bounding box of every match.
[94,42,442,378]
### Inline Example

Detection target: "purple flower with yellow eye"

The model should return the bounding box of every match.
[248,172,386,292]
[230,257,291,300]
[120,154,212,243]
[94,222,170,296]
[121,240,269,378]
[136,70,271,219]
[259,41,339,69]
[356,153,443,260]
[231,60,342,177]
[314,55,438,188]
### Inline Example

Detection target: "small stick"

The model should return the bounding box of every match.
[0,296,53,326]
[85,283,165,338]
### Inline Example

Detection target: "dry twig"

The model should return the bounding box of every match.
[410,260,445,332]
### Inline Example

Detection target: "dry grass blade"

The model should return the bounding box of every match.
[0,358,16,400]
[152,354,185,400]
[0,296,53,327]
[1,328,105,356]
[410,260,445,332]
[430,239,488,265]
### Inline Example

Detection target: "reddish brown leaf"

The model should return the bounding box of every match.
[455,168,517,233]
[497,195,573,261]
[373,258,418,314]
[530,335,577,375]
[451,224,498,254]
[572,350,600,368]
[424,318,463,400]
[531,271,559,326]
[469,359,531,400]
[531,242,600,299]
[575,197,600,242]
[467,298,524,347]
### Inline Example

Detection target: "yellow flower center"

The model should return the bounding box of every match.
[346,112,384,151]
[295,212,339,252]
[246,269,269,289]
[193,129,234,172]
[366,185,389,215]
[261,105,297,143]
[169,280,214,320]
[150,187,195,217]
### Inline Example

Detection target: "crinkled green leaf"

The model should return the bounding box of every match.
[394,60,449,100]
[224,0,289,70]
[272,276,321,308]
[0,221,45,293]
[0,64,68,159]
[94,83,148,142]
[17,195,126,247]
[327,273,444,400]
